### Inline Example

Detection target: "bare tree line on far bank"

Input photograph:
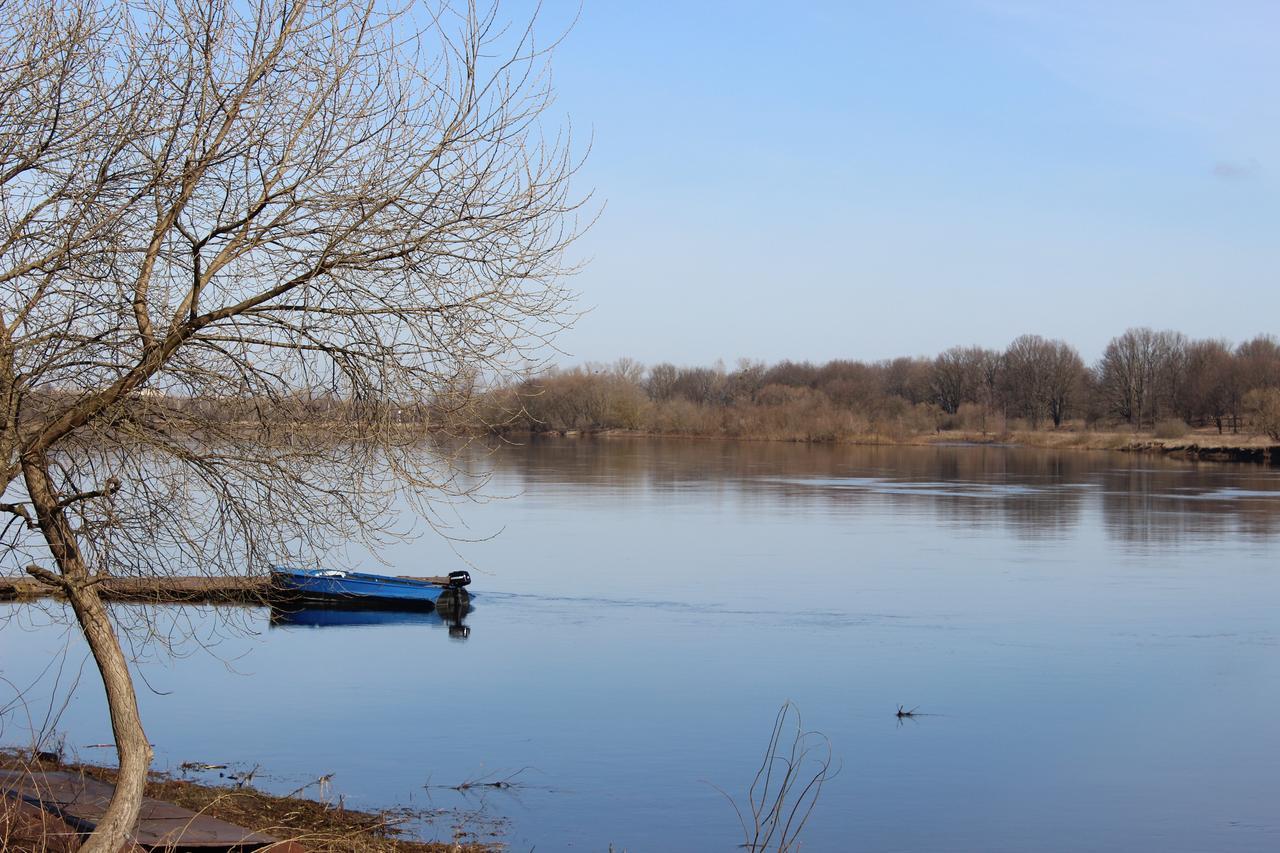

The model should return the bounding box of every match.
[479,328,1280,443]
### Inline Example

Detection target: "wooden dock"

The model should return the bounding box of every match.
[0,768,302,851]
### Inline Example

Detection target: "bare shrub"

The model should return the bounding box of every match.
[1154,419,1190,439]
[955,402,994,433]
[1244,388,1280,440]
[649,398,717,435]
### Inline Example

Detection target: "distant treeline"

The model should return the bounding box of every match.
[480,329,1280,442]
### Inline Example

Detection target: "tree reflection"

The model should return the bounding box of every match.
[478,437,1280,546]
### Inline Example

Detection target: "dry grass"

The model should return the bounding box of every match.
[1,753,494,852]
[1,794,82,852]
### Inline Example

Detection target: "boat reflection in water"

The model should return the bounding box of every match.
[268,602,473,639]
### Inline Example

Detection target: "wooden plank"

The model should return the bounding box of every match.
[0,769,290,849]
[397,575,452,585]
[1,791,84,852]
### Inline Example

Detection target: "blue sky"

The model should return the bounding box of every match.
[530,1,1280,365]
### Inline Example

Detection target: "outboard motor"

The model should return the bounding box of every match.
[437,571,472,618]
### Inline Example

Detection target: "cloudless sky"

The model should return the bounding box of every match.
[525,1,1280,366]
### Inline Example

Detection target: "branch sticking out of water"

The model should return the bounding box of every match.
[712,701,837,853]
[284,773,335,800]
[427,766,535,794]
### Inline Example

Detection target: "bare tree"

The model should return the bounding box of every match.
[646,363,680,401]
[0,1,583,849]
[1244,388,1280,440]
[1000,335,1083,429]
[1097,328,1187,429]
[671,365,727,406]
[611,357,647,386]
[1236,334,1280,391]
[1150,330,1188,425]
[1043,340,1085,429]
[1182,339,1234,432]
[726,358,768,403]
[973,346,1004,433]
[931,345,992,416]
[1002,335,1055,428]
[1097,330,1145,427]
[881,356,933,405]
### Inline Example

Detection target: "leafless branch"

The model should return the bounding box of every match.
[0,1,586,849]
[713,702,838,853]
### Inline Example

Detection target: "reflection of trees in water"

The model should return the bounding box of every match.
[1099,466,1280,544]
[489,436,1086,484]
[478,437,1280,545]
[927,448,1088,541]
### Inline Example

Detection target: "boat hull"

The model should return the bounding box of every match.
[270,567,446,608]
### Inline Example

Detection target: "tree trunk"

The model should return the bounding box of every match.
[64,584,153,853]
[22,453,152,853]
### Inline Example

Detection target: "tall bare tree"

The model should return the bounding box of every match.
[1002,335,1054,428]
[1043,340,1085,429]
[1179,339,1232,430]
[999,335,1084,428]
[930,345,992,416]
[1236,334,1280,391]
[0,1,582,849]
[1097,328,1187,428]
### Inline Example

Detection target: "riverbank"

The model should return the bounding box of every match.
[501,426,1280,465]
[0,751,493,852]
[920,427,1279,464]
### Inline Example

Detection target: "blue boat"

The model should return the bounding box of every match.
[269,566,471,609]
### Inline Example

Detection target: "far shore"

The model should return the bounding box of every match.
[495,426,1280,465]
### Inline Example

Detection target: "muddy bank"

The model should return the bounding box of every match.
[1121,442,1278,464]
[927,430,1280,465]
[0,751,494,852]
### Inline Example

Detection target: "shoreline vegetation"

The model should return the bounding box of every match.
[0,751,493,852]
[472,328,1280,465]
[66,328,1279,467]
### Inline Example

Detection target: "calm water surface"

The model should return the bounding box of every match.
[3,440,1280,851]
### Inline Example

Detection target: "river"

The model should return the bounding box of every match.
[3,439,1279,851]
